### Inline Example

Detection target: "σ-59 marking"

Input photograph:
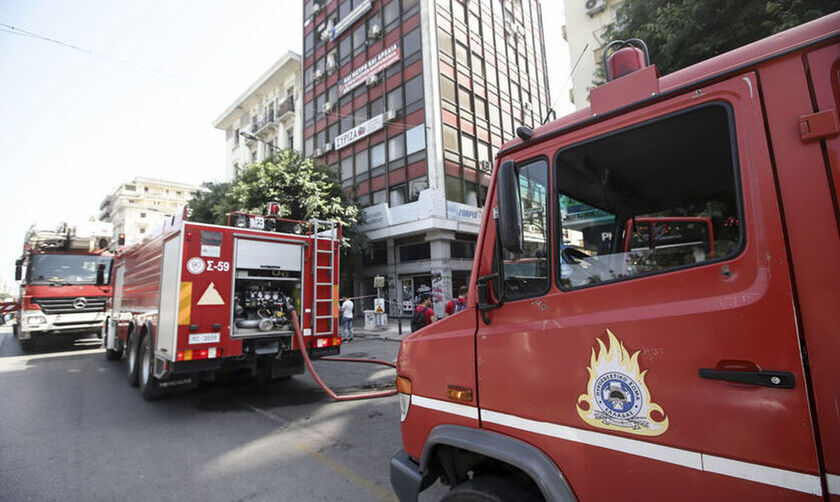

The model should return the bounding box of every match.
[205,260,230,272]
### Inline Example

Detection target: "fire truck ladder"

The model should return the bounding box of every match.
[311,219,337,337]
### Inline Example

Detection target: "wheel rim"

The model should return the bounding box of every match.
[141,342,150,384]
[128,339,136,373]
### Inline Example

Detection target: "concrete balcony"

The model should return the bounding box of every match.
[277,96,295,123]
[359,188,483,241]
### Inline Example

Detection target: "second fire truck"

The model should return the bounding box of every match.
[102,206,342,399]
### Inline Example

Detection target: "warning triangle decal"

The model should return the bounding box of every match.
[196,282,225,306]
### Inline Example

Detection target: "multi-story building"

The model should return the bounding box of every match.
[214,51,303,180]
[302,0,550,316]
[563,0,622,109]
[99,177,205,246]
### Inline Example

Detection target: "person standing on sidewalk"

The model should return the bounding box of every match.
[411,292,436,332]
[341,297,354,341]
[445,286,468,316]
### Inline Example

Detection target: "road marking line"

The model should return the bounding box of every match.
[237,400,397,502]
[0,348,103,363]
[296,442,397,502]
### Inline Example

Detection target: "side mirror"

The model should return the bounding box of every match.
[15,258,22,282]
[496,159,524,254]
[96,263,106,286]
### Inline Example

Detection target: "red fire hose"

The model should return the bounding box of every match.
[290,309,397,401]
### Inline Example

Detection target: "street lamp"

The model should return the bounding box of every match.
[239,131,283,152]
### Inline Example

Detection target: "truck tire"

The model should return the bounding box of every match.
[441,476,542,502]
[138,335,162,400]
[15,325,35,352]
[126,333,140,387]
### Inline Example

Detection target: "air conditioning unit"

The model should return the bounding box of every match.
[312,2,321,14]
[313,148,323,157]
[479,160,492,172]
[323,142,334,152]
[323,101,333,113]
[585,0,607,16]
[314,68,325,81]
[366,74,379,86]
[383,109,396,122]
[326,61,337,74]
[367,24,382,39]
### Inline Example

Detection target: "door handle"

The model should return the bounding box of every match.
[699,369,795,389]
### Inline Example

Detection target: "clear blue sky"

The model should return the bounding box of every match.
[0,0,571,291]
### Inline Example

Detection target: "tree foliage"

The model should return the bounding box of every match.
[600,0,837,78]
[188,149,367,278]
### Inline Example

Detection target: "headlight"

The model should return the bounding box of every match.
[28,316,47,325]
[399,393,411,422]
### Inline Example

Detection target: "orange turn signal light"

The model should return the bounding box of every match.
[447,385,473,403]
[396,376,412,394]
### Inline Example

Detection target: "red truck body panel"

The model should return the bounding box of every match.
[395,12,840,502]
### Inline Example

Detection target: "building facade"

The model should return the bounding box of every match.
[563,0,622,109]
[214,52,303,180]
[99,177,205,246]
[302,0,550,316]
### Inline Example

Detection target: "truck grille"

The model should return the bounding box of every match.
[32,296,107,315]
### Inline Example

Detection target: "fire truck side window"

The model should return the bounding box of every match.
[555,103,742,289]
[499,158,550,299]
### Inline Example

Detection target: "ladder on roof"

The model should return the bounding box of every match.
[311,219,338,338]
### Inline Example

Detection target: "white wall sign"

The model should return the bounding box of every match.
[321,0,372,42]
[446,201,483,223]
[339,43,401,96]
[334,113,384,150]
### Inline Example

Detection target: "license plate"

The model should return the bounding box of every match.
[189,332,220,344]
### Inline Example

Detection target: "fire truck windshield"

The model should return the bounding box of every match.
[26,254,112,285]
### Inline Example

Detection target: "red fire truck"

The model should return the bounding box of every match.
[391,13,840,502]
[102,207,342,399]
[14,222,113,351]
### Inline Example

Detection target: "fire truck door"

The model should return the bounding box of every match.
[476,75,823,499]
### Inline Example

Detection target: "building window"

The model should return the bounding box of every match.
[406,124,425,155]
[399,242,430,262]
[390,185,406,207]
[404,75,423,107]
[355,150,368,175]
[371,142,386,168]
[388,134,405,162]
[438,28,453,57]
[353,24,366,54]
[372,189,387,205]
[443,125,459,153]
[446,175,464,203]
[440,76,455,102]
[458,87,472,112]
[387,88,403,113]
[341,156,353,181]
[140,212,146,218]
[403,28,421,58]
[384,0,399,27]
[455,42,469,66]
[474,95,487,121]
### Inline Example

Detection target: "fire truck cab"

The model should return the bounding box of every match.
[103,208,342,399]
[14,222,113,351]
[392,13,840,502]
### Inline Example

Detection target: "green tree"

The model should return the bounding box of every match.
[600,0,836,78]
[188,149,367,284]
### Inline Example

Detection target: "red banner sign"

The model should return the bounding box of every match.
[339,43,401,96]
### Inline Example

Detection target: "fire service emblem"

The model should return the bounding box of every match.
[576,330,669,436]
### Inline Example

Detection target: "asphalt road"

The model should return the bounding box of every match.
[0,330,442,501]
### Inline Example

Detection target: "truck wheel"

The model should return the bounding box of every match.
[15,325,35,352]
[126,333,140,387]
[138,335,162,400]
[441,477,542,502]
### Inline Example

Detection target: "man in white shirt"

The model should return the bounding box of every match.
[341,297,354,341]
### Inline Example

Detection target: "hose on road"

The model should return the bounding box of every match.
[290,309,397,401]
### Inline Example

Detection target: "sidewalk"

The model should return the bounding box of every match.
[347,317,410,342]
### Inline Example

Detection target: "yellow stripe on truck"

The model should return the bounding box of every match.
[333,285,339,318]
[179,282,192,325]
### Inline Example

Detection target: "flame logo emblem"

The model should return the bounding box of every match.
[576,330,669,436]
